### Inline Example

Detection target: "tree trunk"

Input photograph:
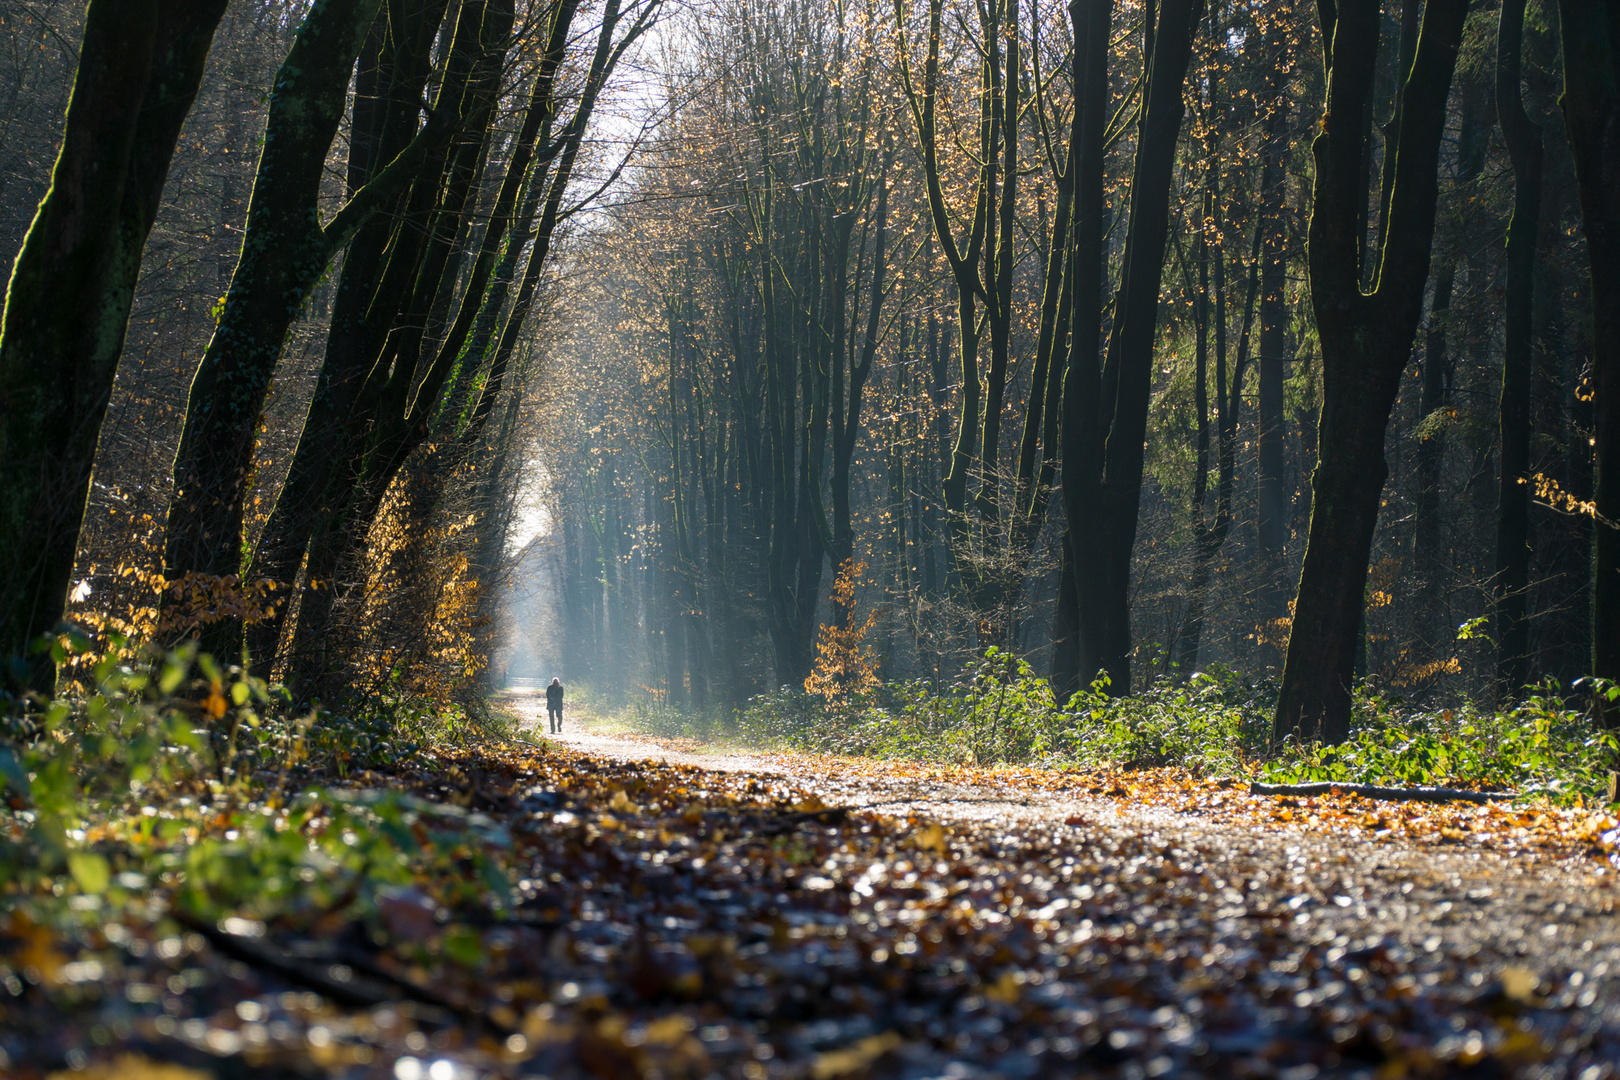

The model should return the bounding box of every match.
[243,0,450,676]
[1065,0,1201,696]
[0,0,225,686]
[1274,0,1470,746]
[1052,0,1113,700]
[1411,76,1487,670]
[162,0,452,654]
[1555,0,1620,697]
[1494,0,1544,699]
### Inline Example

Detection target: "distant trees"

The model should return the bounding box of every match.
[530,0,1617,721]
[5,0,1620,733]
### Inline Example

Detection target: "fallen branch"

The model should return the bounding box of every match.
[1248,780,1518,804]
[174,910,512,1032]
[172,910,392,1009]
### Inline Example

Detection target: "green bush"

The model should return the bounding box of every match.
[1055,666,1273,775]
[0,636,492,897]
[1264,679,1620,801]
[737,649,1068,763]
[725,652,1619,803]
[625,695,738,743]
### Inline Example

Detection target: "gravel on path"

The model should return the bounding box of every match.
[501,688,1620,1078]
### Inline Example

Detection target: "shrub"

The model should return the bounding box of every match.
[0,635,489,892]
[1264,679,1620,801]
[1054,666,1273,775]
[727,655,1618,804]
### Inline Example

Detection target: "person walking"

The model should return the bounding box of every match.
[545,677,564,733]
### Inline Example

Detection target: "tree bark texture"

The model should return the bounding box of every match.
[1063,0,1201,696]
[0,0,226,686]
[274,0,641,697]
[1273,0,1470,746]
[162,0,451,635]
[1051,0,1113,700]
[242,0,452,674]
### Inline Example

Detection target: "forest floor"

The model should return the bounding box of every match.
[9,693,1620,1079]
[494,693,1620,1078]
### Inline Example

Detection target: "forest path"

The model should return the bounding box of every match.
[496,689,1620,990]
[471,688,1620,1071]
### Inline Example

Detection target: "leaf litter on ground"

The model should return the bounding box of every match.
[5,735,1620,1079]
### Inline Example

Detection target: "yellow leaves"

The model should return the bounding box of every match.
[48,1054,213,1080]
[805,560,881,702]
[761,751,1618,861]
[810,1031,902,1080]
[910,821,946,855]
[983,969,1022,1005]
[1528,472,1613,526]
[1499,965,1539,1004]
[153,571,284,644]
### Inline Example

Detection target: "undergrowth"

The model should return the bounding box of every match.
[2,635,513,933]
[625,648,1620,805]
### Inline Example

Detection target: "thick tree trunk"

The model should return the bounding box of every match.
[1274,0,1469,746]
[1494,0,1543,698]
[1555,0,1620,697]
[0,0,225,686]
[279,0,639,697]
[162,0,452,654]
[1051,0,1113,701]
[243,0,450,675]
[1065,0,1200,696]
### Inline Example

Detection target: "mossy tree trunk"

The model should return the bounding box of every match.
[1273,0,1469,746]
[0,0,226,688]
[240,0,452,675]
[161,0,455,657]
[273,0,649,700]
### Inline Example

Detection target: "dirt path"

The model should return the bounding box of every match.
[503,690,1620,985]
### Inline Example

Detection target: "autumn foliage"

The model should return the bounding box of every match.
[804,560,880,703]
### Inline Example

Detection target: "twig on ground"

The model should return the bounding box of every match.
[174,911,514,1032]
